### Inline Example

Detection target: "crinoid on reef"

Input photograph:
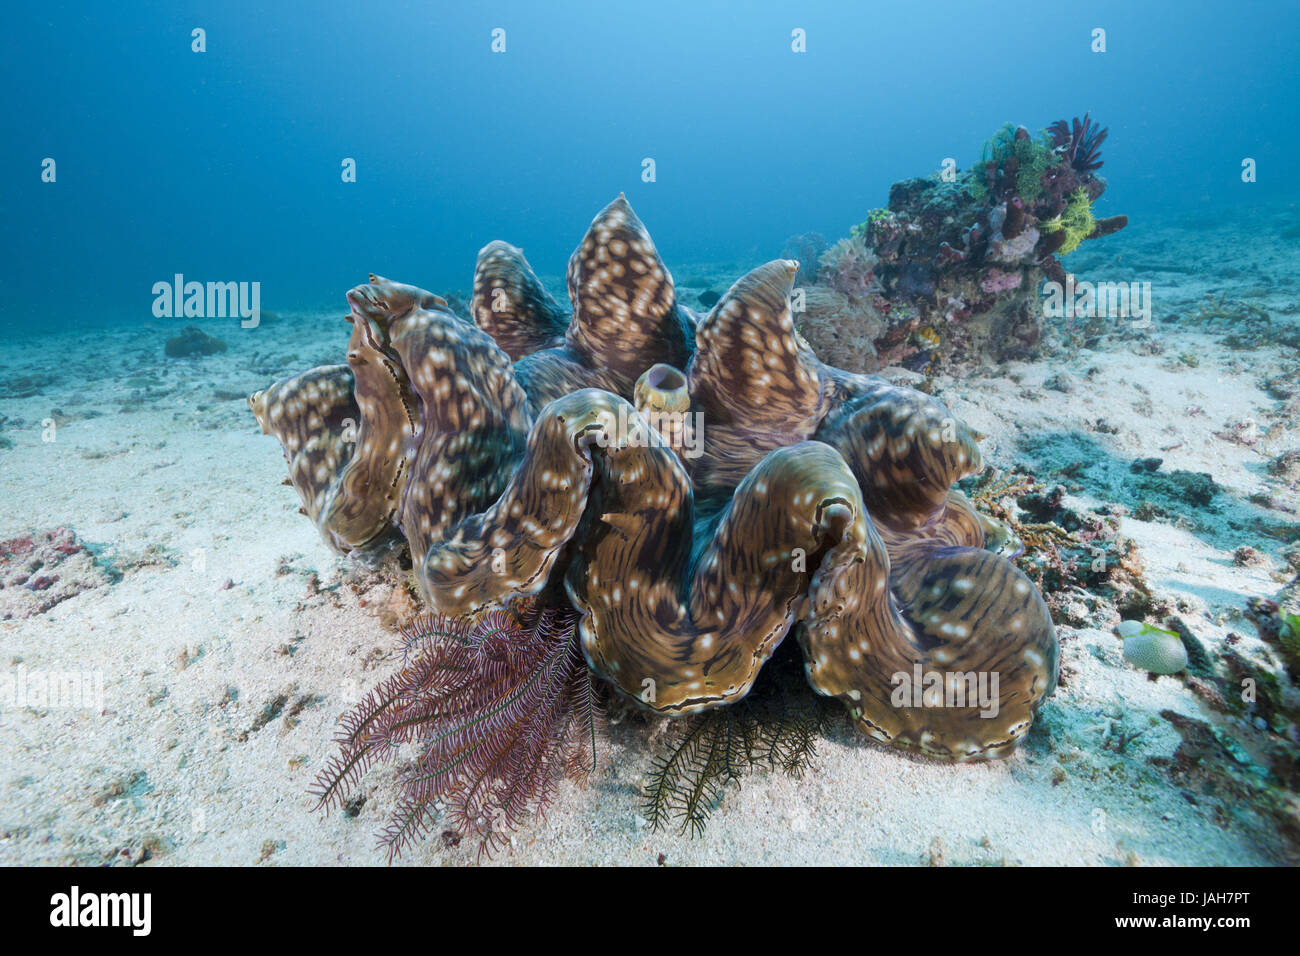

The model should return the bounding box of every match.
[1047,112,1108,173]
[252,194,1060,855]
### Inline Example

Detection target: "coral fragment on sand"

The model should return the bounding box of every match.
[0,528,111,620]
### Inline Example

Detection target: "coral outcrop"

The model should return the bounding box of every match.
[801,115,1128,373]
[251,195,1058,766]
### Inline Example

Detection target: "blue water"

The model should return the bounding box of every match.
[4,0,1297,330]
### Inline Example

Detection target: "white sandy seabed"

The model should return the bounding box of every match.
[0,216,1297,867]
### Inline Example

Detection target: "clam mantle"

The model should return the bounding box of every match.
[250,195,1058,761]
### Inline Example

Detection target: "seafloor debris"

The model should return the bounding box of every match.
[800,114,1126,372]
[1189,293,1300,351]
[1269,449,1300,487]
[1093,586,1300,863]
[164,325,228,358]
[0,375,45,400]
[1249,598,1300,679]
[1154,709,1300,863]
[965,470,1160,625]
[0,528,111,620]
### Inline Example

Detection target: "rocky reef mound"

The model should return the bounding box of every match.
[800,114,1128,373]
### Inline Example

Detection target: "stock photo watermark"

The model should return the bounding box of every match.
[891,664,1000,718]
[151,274,261,328]
[1041,276,1152,328]
[49,887,151,936]
[0,665,104,711]
[588,406,705,459]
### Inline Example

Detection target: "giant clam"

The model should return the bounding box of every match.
[250,195,1058,761]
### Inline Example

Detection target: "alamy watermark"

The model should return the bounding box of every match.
[0,666,104,711]
[50,886,151,936]
[590,405,705,460]
[1041,277,1151,328]
[152,274,261,328]
[890,664,1000,718]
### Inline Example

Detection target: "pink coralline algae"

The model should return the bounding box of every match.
[980,268,1024,294]
[0,528,111,620]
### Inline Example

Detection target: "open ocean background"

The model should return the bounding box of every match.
[3,0,1297,330]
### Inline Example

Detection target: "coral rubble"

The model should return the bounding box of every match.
[0,528,111,620]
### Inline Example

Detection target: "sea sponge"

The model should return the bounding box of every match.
[980,267,1023,294]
